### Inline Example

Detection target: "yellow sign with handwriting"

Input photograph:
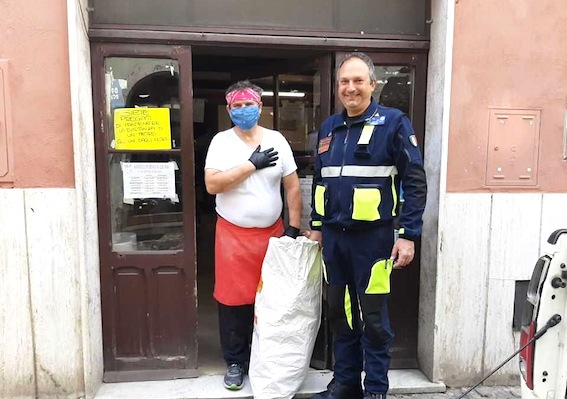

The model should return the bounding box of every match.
[114,108,172,150]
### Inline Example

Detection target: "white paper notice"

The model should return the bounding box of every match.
[122,162,176,200]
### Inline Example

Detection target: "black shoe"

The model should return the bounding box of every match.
[312,378,363,399]
[223,363,244,390]
[364,393,387,399]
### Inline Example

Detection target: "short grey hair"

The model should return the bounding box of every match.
[336,52,377,83]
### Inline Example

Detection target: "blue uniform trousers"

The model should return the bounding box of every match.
[322,224,395,395]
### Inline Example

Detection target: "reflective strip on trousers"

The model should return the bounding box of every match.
[344,286,353,330]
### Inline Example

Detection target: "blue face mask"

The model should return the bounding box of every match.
[229,105,260,131]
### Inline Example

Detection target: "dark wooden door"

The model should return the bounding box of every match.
[335,51,428,368]
[92,44,197,381]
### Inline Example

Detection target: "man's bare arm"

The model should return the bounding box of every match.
[282,171,302,228]
[204,163,255,194]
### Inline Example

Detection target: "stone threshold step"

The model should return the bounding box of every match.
[95,369,446,399]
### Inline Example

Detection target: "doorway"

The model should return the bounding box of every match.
[190,48,427,372]
[92,43,426,381]
[191,47,331,374]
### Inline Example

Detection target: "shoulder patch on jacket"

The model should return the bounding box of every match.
[318,137,331,154]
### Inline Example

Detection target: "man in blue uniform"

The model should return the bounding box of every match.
[307,52,427,399]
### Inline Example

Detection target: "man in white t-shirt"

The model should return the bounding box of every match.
[204,80,302,391]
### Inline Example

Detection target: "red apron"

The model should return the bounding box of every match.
[214,216,284,306]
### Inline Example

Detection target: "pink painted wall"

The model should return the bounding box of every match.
[0,0,74,188]
[447,0,567,192]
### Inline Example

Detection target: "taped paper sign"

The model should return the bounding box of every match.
[121,162,176,200]
[114,108,172,150]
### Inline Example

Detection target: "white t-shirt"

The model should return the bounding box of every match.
[204,127,297,228]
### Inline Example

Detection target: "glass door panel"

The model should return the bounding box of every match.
[103,57,184,253]
[108,153,184,251]
[373,66,413,118]
[105,58,181,149]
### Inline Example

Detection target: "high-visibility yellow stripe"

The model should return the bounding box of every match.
[344,286,353,330]
[311,220,322,227]
[365,259,393,294]
[314,185,326,216]
[391,175,397,216]
[352,187,381,221]
[358,124,375,145]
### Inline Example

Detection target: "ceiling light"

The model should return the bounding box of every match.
[262,91,305,98]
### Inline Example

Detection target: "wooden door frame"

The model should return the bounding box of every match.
[91,43,428,376]
[91,43,197,376]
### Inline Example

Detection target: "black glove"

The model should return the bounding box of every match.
[281,226,300,239]
[248,145,279,170]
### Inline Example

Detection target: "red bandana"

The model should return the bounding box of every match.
[225,88,261,105]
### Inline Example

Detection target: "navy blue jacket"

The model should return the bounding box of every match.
[310,100,426,241]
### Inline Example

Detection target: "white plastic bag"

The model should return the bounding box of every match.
[249,236,322,399]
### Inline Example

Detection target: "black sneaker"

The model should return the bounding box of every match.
[312,378,363,399]
[223,363,244,390]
